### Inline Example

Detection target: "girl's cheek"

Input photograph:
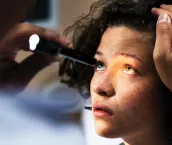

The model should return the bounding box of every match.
[114,74,147,107]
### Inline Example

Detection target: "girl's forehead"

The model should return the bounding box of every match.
[97,27,154,65]
[98,27,154,52]
[101,27,153,44]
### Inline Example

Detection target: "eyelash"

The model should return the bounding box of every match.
[123,64,138,75]
[94,61,139,75]
[94,61,105,71]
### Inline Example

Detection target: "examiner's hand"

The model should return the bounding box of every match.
[0,22,70,94]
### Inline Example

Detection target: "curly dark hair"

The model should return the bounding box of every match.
[59,0,170,95]
[59,0,172,137]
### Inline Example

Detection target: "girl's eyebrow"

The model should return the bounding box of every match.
[116,52,144,64]
[95,51,144,64]
[95,51,103,56]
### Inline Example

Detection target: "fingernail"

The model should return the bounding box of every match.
[151,7,157,11]
[160,4,167,8]
[44,30,58,38]
[157,14,171,24]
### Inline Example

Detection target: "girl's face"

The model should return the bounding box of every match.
[90,27,164,138]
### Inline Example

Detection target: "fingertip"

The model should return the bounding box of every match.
[151,7,159,16]
[44,30,70,46]
[151,7,156,12]
[61,38,71,45]
[56,36,71,46]
[68,43,73,48]
[157,14,171,25]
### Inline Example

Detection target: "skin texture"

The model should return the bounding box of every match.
[90,27,170,145]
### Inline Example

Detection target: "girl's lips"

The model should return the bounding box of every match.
[93,104,113,117]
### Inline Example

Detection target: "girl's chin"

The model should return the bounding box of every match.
[94,121,121,138]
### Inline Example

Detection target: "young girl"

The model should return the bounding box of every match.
[59,0,172,145]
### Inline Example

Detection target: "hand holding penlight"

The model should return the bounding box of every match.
[29,34,97,67]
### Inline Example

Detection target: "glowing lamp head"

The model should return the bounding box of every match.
[29,34,40,51]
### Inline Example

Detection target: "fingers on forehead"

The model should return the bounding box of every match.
[152,6,172,19]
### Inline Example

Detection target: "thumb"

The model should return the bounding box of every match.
[153,14,172,89]
[154,14,172,61]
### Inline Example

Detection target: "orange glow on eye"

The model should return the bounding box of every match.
[109,56,140,78]
[123,64,137,75]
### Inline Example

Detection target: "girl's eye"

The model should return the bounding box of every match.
[123,64,136,75]
[95,61,105,71]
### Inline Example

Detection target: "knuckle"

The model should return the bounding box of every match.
[153,52,162,62]
[18,22,45,35]
[157,23,171,35]
[153,54,166,69]
[17,22,33,34]
[153,47,172,64]
[21,22,32,27]
[153,50,166,63]
[20,22,32,30]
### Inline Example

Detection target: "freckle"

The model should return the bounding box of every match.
[137,123,140,126]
